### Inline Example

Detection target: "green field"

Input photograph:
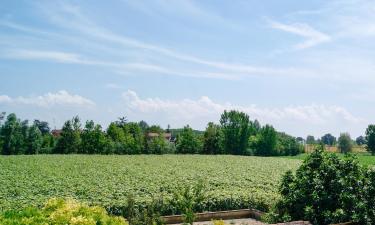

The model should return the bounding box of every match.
[0,155,300,214]
[283,152,375,167]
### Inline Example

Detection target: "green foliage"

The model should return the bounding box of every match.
[220,110,252,155]
[272,147,367,225]
[172,181,206,225]
[338,132,352,153]
[321,133,336,146]
[366,124,375,155]
[276,132,303,156]
[0,198,128,225]
[0,113,26,155]
[202,122,223,154]
[0,155,299,214]
[80,120,109,154]
[176,125,202,154]
[254,125,277,156]
[146,134,174,154]
[356,135,366,146]
[25,125,43,154]
[306,135,315,144]
[54,116,81,154]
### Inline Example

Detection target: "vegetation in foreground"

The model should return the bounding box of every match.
[0,154,299,215]
[268,147,375,225]
[0,198,128,225]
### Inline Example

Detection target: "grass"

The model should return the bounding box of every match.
[0,155,300,214]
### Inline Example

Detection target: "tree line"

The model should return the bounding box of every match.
[0,110,309,156]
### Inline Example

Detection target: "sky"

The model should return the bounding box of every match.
[1,0,375,138]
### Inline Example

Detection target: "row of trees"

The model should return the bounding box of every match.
[305,127,375,155]
[0,110,304,156]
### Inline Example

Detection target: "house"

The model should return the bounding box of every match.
[51,129,62,137]
[147,132,172,142]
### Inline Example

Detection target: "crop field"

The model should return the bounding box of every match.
[0,155,300,214]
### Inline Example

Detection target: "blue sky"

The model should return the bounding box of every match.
[1,0,375,138]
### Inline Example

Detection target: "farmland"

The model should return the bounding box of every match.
[0,155,300,214]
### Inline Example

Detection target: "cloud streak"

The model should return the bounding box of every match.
[269,20,331,49]
[0,90,95,108]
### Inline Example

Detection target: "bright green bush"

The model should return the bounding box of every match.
[0,198,128,225]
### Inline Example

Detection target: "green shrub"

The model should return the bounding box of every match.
[0,198,128,225]
[269,147,367,225]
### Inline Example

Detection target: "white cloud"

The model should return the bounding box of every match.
[121,90,364,134]
[269,20,331,49]
[0,90,95,108]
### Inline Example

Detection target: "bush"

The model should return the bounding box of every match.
[338,132,353,153]
[270,147,367,225]
[0,198,128,225]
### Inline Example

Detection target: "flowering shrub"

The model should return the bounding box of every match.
[0,198,128,225]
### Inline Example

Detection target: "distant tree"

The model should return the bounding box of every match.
[202,122,222,154]
[146,133,172,154]
[296,137,305,144]
[80,120,108,154]
[54,116,81,154]
[356,136,366,146]
[338,132,352,153]
[124,122,144,154]
[115,116,128,128]
[277,132,303,156]
[25,125,43,154]
[0,113,25,155]
[146,125,164,133]
[253,119,261,133]
[0,112,6,123]
[321,133,336,146]
[306,135,315,144]
[220,110,251,155]
[254,125,277,156]
[33,120,50,135]
[138,120,149,132]
[366,125,375,155]
[176,125,202,154]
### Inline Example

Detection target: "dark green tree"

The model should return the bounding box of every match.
[25,124,43,154]
[202,122,222,154]
[356,136,366,146]
[254,124,277,156]
[366,125,375,155]
[80,120,108,154]
[176,125,202,154]
[338,132,352,153]
[306,135,315,144]
[54,116,81,154]
[33,120,50,135]
[321,133,336,146]
[220,110,251,155]
[0,113,25,155]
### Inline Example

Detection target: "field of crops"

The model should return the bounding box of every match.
[0,155,300,215]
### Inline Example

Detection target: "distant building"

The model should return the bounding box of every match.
[51,129,62,137]
[147,132,172,142]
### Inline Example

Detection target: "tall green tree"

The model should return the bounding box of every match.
[356,136,366,146]
[366,125,375,155]
[25,124,43,154]
[176,125,202,154]
[306,135,316,144]
[321,133,336,146]
[202,122,222,154]
[338,132,352,153]
[33,120,50,135]
[0,113,25,155]
[80,120,108,154]
[54,116,81,154]
[255,124,277,156]
[220,110,251,155]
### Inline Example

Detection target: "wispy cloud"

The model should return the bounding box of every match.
[269,20,331,49]
[0,90,95,108]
